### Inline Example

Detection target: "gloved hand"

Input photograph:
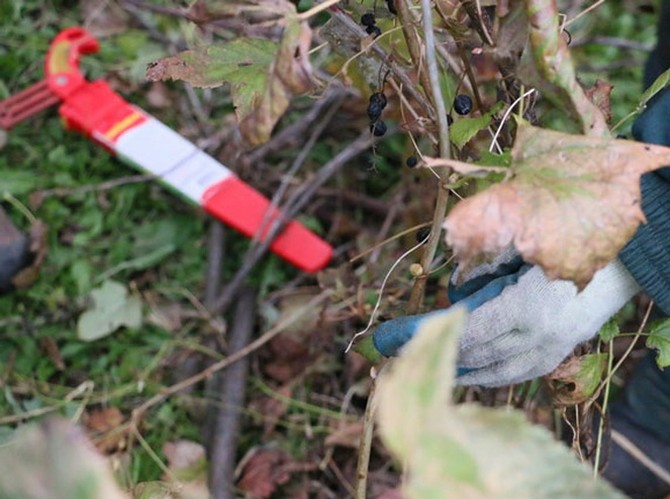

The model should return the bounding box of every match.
[372,253,640,387]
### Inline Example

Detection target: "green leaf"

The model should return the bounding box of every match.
[450,103,505,149]
[0,169,40,195]
[450,114,493,149]
[646,318,670,368]
[548,353,608,405]
[146,8,314,145]
[146,37,275,112]
[598,318,620,342]
[376,308,624,498]
[639,67,670,108]
[77,280,142,341]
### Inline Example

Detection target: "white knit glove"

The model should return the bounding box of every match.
[456,259,640,386]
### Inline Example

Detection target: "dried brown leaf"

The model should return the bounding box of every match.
[84,406,126,453]
[250,383,292,437]
[39,337,65,371]
[147,11,313,145]
[444,125,670,288]
[546,353,607,406]
[585,80,614,125]
[239,17,314,145]
[237,448,297,498]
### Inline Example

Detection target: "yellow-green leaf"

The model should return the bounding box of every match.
[647,318,670,368]
[376,306,624,498]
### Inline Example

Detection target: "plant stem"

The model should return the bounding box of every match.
[593,339,614,477]
[407,0,451,313]
[354,373,379,499]
[525,0,608,136]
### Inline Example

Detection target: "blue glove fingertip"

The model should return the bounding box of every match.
[372,314,425,357]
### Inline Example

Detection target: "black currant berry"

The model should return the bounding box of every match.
[361,12,376,27]
[370,121,387,137]
[406,156,418,168]
[367,92,387,121]
[454,94,473,115]
[416,227,431,243]
[366,25,382,38]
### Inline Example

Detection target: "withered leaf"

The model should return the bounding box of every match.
[84,406,126,453]
[546,353,607,406]
[237,448,314,498]
[585,80,614,125]
[443,125,670,288]
[146,8,313,145]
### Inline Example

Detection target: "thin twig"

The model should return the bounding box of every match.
[0,381,94,425]
[211,130,376,315]
[592,301,653,475]
[354,372,379,499]
[297,0,342,21]
[246,87,349,164]
[209,288,256,499]
[255,93,345,246]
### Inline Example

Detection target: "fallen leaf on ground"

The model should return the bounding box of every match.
[237,447,315,498]
[250,383,292,437]
[443,124,670,288]
[84,406,126,453]
[164,440,206,472]
[39,337,65,370]
[77,280,142,341]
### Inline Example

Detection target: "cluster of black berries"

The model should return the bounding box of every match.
[368,91,388,137]
[360,12,381,38]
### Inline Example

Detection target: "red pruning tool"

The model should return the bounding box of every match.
[0,27,333,273]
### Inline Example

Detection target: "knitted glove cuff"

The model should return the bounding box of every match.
[619,170,670,315]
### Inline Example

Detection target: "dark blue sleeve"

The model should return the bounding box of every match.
[619,7,670,315]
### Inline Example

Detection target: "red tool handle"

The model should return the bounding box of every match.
[45,27,100,99]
